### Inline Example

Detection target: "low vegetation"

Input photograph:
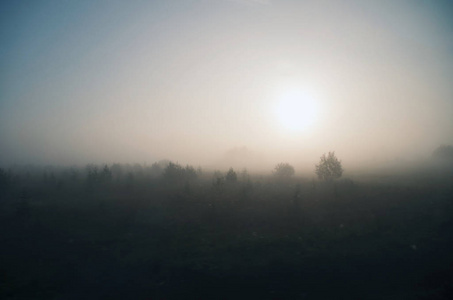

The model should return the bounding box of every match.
[0,161,452,299]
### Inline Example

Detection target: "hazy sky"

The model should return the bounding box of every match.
[1,0,453,170]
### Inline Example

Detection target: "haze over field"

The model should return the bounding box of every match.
[1,0,453,170]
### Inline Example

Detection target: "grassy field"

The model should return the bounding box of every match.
[1,165,452,299]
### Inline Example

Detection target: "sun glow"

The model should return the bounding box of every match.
[274,88,319,132]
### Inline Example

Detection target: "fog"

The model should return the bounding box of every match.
[2,3,453,296]
[1,0,453,171]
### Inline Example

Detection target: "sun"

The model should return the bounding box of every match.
[274,88,319,132]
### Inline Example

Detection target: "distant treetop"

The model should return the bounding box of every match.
[432,145,453,160]
[273,163,295,177]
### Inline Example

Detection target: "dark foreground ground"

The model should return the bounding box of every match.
[1,170,453,299]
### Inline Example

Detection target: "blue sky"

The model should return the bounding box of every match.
[1,0,453,168]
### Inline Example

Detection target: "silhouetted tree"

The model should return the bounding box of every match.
[184,165,198,181]
[315,152,343,182]
[0,168,12,195]
[273,163,295,178]
[133,164,144,179]
[86,165,99,191]
[196,166,203,177]
[212,171,225,189]
[125,172,135,190]
[239,168,250,182]
[101,165,112,183]
[148,162,162,178]
[432,145,453,160]
[146,160,170,178]
[226,168,237,183]
[111,163,123,181]
[163,162,185,183]
[69,168,79,182]
[49,172,56,185]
